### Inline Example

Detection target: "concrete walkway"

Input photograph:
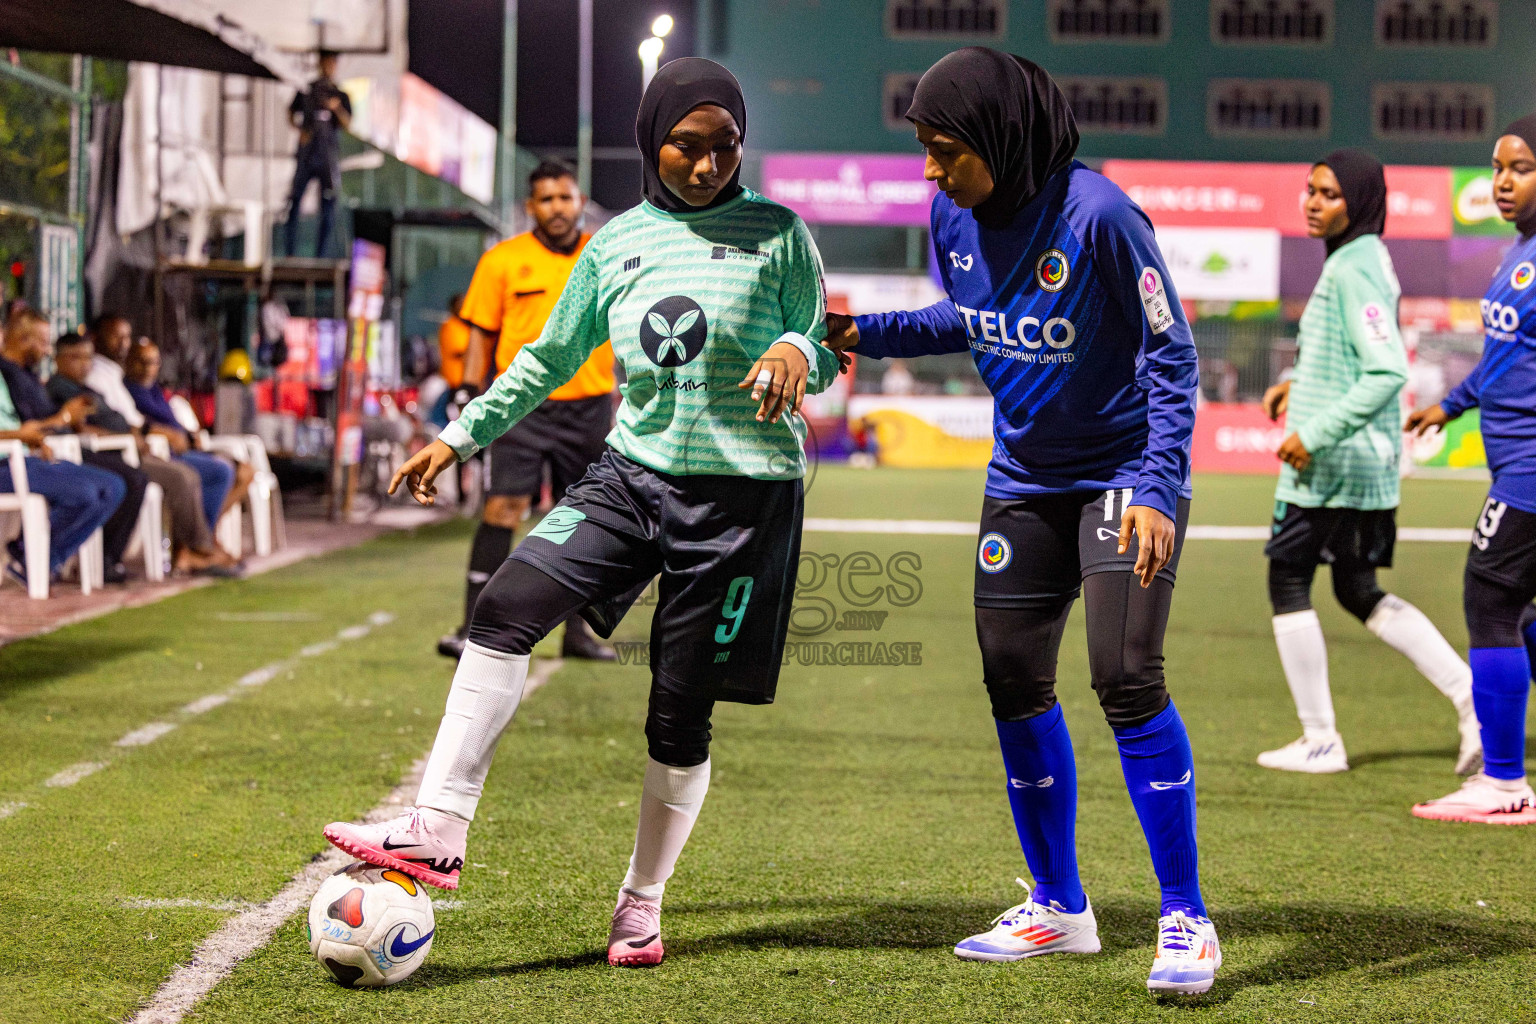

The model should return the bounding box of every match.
[0,506,450,645]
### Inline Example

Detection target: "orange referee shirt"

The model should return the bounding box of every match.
[458,231,616,401]
[438,314,470,388]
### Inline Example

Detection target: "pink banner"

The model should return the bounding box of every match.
[762,154,936,226]
[1191,402,1286,475]
[1102,160,1452,239]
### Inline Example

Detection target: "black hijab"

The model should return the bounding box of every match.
[1315,148,1387,256]
[904,47,1079,230]
[1499,115,1536,236]
[634,57,747,214]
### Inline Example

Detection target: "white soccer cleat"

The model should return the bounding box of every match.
[1256,733,1348,774]
[324,807,467,890]
[1455,706,1483,776]
[1147,910,1220,995]
[1412,772,1536,825]
[953,879,1101,962]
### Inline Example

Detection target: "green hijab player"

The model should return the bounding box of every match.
[1258,149,1479,776]
[324,59,840,968]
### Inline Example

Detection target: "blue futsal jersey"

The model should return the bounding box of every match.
[853,162,1198,519]
[1442,232,1536,513]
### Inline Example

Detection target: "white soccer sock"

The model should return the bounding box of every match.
[415,642,530,821]
[1365,594,1474,710]
[1273,610,1337,739]
[622,757,711,901]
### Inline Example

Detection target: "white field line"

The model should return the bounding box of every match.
[0,612,397,821]
[802,518,1471,543]
[116,722,178,747]
[127,657,564,1024]
[44,762,107,788]
[124,898,257,912]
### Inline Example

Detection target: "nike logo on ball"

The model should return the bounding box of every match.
[388,927,435,959]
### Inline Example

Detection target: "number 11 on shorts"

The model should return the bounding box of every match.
[715,576,754,645]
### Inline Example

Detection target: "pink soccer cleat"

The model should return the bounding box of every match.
[1412,773,1536,825]
[607,889,664,967]
[323,807,467,890]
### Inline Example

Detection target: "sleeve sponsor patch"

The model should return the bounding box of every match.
[1360,301,1393,345]
[1138,267,1175,335]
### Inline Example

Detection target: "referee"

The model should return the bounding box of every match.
[439,160,617,661]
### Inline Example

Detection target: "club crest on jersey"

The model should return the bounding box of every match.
[639,295,708,367]
[1512,261,1535,290]
[949,251,974,271]
[978,532,1012,573]
[1035,249,1070,293]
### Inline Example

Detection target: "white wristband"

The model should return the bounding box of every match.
[775,331,818,369]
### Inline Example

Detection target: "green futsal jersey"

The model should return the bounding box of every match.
[441,188,839,480]
[1276,234,1408,510]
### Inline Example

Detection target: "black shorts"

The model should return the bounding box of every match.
[974,489,1191,609]
[1466,496,1536,590]
[485,394,612,499]
[510,448,803,704]
[1264,503,1397,568]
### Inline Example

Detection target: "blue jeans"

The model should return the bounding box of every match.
[283,147,338,258]
[178,452,234,532]
[0,458,124,572]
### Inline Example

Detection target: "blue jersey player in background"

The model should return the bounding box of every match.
[826,48,1215,994]
[1407,114,1536,826]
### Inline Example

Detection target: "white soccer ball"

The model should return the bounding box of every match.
[307,861,436,987]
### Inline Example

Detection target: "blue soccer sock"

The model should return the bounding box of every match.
[1470,647,1530,781]
[1520,612,1536,681]
[1113,701,1205,918]
[995,704,1085,914]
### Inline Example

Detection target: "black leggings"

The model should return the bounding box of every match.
[1267,559,1386,622]
[469,557,714,767]
[1463,566,1536,649]
[977,573,1175,729]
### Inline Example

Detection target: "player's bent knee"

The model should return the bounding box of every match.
[1330,565,1386,623]
[465,558,587,656]
[483,495,530,530]
[1267,559,1315,615]
[1463,570,1529,648]
[645,679,714,767]
[1090,664,1170,730]
[976,603,1070,721]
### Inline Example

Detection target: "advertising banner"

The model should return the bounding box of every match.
[762,154,936,226]
[1190,402,1286,474]
[333,239,387,513]
[1452,168,1519,237]
[1412,408,1487,468]
[1102,160,1451,239]
[846,395,993,469]
[1155,226,1281,301]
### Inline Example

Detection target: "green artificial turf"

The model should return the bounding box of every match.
[2,469,1532,1023]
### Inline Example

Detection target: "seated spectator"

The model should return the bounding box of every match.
[50,333,239,577]
[0,367,125,587]
[124,341,252,525]
[0,309,146,583]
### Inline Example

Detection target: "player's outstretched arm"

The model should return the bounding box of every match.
[389,439,459,506]
[1405,403,1453,436]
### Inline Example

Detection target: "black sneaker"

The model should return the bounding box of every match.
[104,562,129,585]
[436,631,467,660]
[561,618,616,661]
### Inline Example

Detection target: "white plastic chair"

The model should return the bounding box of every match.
[0,439,51,598]
[146,430,242,557]
[177,396,283,558]
[40,435,101,594]
[81,433,166,582]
